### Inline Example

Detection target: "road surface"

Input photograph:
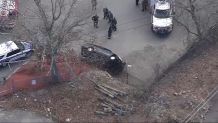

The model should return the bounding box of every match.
[205,91,218,122]
[13,0,187,86]
[0,110,53,122]
[83,0,187,86]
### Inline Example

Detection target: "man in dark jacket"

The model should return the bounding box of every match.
[111,17,117,31]
[136,0,139,6]
[92,14,99,28]
[103,7,109,19]
[108,26,112,39]
[142,0,148,11]
[108,11,113,23]
[112,17,117,25]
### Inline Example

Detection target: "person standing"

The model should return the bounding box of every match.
[169,0,175,14]
[111,17,117,31]
[92,14,99,28]
[108,11,113,23]
[112,17,117,25]
[91,0,97,10]
[136,0,140,6]
[150,0,158,13]
[108,26,112,39]
[103,7,109,19]
[141,0,148,11]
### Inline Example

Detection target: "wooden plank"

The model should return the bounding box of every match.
[103,97,123,108]
[94,111,108,116]
[97,85,119,96]
[95,87,115,98]
[103,107,113,113]
[99,83,127,95]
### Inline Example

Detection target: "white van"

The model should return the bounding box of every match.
[151,0,174,34]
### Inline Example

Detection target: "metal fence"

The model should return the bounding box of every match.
[115,65,147,89]
[0,73,74,97]
[0,60,26,85]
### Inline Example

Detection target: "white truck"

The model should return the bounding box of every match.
[150,0,175,34]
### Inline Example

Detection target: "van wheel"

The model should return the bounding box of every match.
[168,24,174,34]
[151,25,154,33]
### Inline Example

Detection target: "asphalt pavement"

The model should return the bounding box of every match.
[12,0,187,86]
[84,0,187,86]
[205,93,218,122]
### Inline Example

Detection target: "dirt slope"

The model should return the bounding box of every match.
[145,40,218,122]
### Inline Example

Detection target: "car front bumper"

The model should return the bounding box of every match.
[0,23,15,29]
[152,26,173,34]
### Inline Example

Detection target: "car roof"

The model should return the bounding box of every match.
[0,0,17,16]
[82,44,114,56]
[155,1,170,10]
[0,41,18,56]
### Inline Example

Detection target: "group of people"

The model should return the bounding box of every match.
[91,7,117,39]
[137,0,176,14]
[103,8,117,39]
[136,0,149,11]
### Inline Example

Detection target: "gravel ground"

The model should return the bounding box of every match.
[0,70,147,122]
[144,40,218,122]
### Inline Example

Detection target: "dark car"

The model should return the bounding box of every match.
[81,44,126,75]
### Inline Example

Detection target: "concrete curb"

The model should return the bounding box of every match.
[0,32,10,35]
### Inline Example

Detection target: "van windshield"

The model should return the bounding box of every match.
[14,41,25,50]
[154,9,170,18]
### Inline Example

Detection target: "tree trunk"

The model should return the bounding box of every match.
[189,0,203,41]
[51,57,59,84]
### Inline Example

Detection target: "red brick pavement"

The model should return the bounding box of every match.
[0,61,87,97]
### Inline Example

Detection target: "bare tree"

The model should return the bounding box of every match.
[174,0,218,45]
[15,0,93,84]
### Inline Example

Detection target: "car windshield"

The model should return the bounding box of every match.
[0,55,3,59]
[154,9,170,18]
[14,41,25,50]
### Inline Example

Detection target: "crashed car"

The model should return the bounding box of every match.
[81,44,126,75]
[0,40,34,67]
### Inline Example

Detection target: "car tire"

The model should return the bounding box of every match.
[151,25,154,33]
[2,62,7,67]
[168,24,174,34]
[26,51,33,57]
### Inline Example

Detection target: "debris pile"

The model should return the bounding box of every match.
[83,71,136,117]
[94,83,133,116]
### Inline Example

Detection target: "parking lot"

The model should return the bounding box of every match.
[83,0,186,86]
[0,0,187,87]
